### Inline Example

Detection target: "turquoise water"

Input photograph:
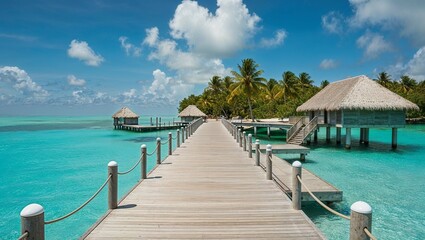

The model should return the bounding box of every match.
[0,116,178,239]
[249,126,425,240]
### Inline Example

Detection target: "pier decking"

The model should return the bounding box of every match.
[118,124,181,132]
[83,121,326,239]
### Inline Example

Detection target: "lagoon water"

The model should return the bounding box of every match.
[0,116,424,239]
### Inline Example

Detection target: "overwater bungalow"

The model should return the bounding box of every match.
[112,107,139,129]
[294,75,419,149]
[178,105,207,123]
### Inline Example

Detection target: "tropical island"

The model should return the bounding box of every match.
[179,58,425,121]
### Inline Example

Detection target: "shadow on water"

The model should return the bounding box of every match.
[124,136,159,143]
[302,201,351,221]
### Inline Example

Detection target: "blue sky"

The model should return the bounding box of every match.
[1,0,424,116]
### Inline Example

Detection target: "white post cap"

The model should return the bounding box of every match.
[156,137,161,141]
[243,131,246,133]
[248,134,252,137]
[108,161,118,167]
[266,144,272,150]
[292,161,302,168]
[20,203,44,217]
[351,201,372,214]
[141,144,146,149]
[255,139,260,144]
[168,132,172,134]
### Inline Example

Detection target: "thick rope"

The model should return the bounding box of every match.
[364,227,378,240]
[297,175,350,220]
[147,144,159,156]
[117,157,142,175]
[17,232,28,240]
[161,139,170,145]
[45,175,112,225]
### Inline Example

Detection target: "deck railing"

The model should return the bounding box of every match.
[18,118,204,240]
[221,118,378,240]
[301,116,318,140]
[286,116,308,142]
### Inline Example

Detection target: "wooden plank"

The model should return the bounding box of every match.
[83,121,326,239]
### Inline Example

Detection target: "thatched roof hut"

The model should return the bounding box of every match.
[112,107,139,127]
[297,75,419,112]
[178,105,206,122]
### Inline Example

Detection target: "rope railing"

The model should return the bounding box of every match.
[17,232,28,240]
[117,157,142,175]
[147,144,159,156]
[364,227,378,240]
[44,174,112,225]
[161,139,170,145]
[296,175,350,220]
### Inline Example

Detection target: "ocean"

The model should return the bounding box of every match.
[0,116,424,239]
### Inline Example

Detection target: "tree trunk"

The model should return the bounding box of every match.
[247,97,254,122]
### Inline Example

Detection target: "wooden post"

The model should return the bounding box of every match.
[186,127,189,140]
[238,129,242,147]
[313,129,318,143]
[360,128,364,144]
[346,128,351,149]
[20,204,45,240]
[350,201,372,240]
[108,161,118,209]
[248,134,252,158]
[168,132,172,156]
[292,161,302,210]
[336,127,342,145]
[141,145,147,179]
[159,117,162,128]
[177,130,180,147]
[233,126,237,140]
[150,117,153,126]
[156,138,161,164]
[326,127,331,143]
[300,153,305,161]
[181,127,185,143]
[267,127,271,138]
[364,128,369,145]
[266,145,272,180]
[392,128,397,149]
[255,140,260,166]
[254,126,257,136]
[243,131,247,151]
[156,117,158,128]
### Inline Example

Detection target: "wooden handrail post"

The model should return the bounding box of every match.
[239,129,242,147]
[237,129,241,144]
[292,161,302,210]
[168,132,172,156]
[177,130,180,147]
[141,145,147,179]
[248,134,252,158]
[350,201,372,240]
[243,131,247,151]
[233,126,236,140]
[108,161,118,209]
[181,127,185,143]
[156,138,161,164]
[255,139,260,166]
[186,127,189,140]
[20,204,45,240]
[266,145,272,180]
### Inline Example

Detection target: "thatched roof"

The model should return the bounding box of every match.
[112,107,139,118]
[178,105,206,117]
[297,75,419,112]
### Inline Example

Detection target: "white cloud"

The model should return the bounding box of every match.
[260,29,287,48]
[319,59,338,69]
[67,40,104,66]
[388,46,425,80]
[169,0,260,57]
[69,89,110,105]
[356,32,392,59]
[143,27,159,47]
[322,11,344,34]
[67,74,86,86]
[119,36,141,57]
[349,0,425,45]
[0,66,48,103]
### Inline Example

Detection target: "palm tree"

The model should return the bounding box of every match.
[298,72,314,90]
[320,80,329,89]
[207,76,223,95]
[223,76,233,93]
[264,78,279,102]
[375,72,392,88]
[275,71,298,103]
[399,75,417,94]
[229,58,266,121]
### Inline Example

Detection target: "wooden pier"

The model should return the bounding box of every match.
[83,121,326,239]
[117,124,181,132]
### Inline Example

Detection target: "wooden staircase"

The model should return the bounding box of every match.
[286,116,318,145]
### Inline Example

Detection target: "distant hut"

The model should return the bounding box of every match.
[178,105,207,123]
[112,107,139,129]
[296,75,419,149]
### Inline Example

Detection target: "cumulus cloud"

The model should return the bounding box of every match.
[67,40,104,66]
[143,27,159,47]
[349,0,425,45]
[119,36,141,57]
[319,59,338,69]
[322,11,344,34]
[67,74,86,86]
[388,46,425,80]
[260,29,287,47]
[68,89,110,105]
[0,66,48,103]
[356,32,392,59]
[169,0,260,57]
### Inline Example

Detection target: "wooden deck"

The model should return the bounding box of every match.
[118,124,181,132]
[83,121,325,239]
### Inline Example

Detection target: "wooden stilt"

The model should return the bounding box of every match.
[392,128,397,149]
[364,128,369,145]
[336,127,341,145]
[345,128,351,149]
[326,127,331,143]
